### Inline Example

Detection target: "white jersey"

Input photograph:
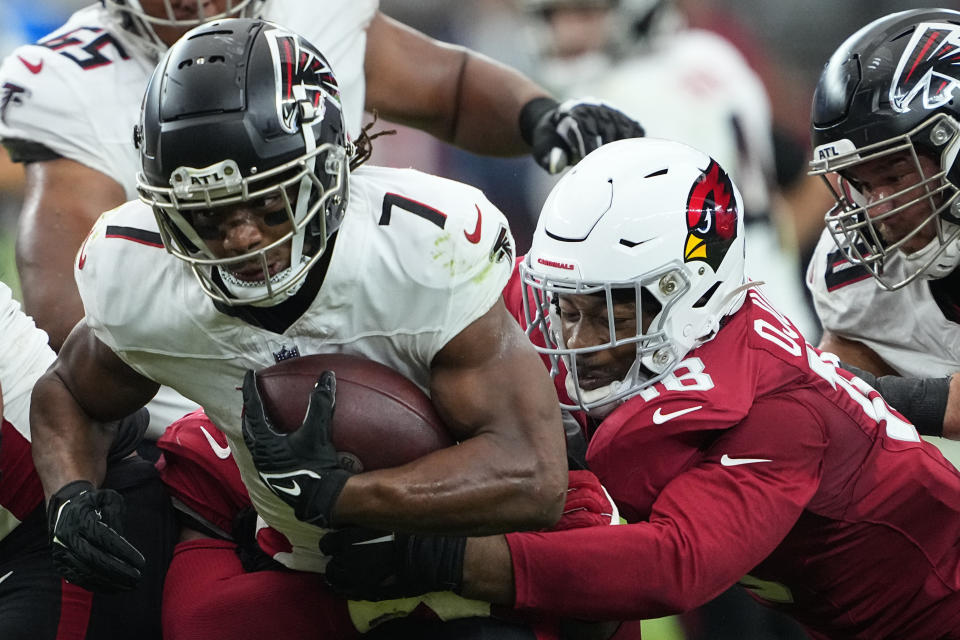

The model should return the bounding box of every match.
[807,229,960,466]
[0,0,376,200]
[0,283,56,440]
[541,29,774,218]
[806,229,960,378]
[75,165,516,571]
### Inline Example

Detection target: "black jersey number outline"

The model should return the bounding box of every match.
[40,27,130,70]
[379,193,447,229]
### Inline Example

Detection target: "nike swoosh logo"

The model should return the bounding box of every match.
[259,469,323,497]
[0,570,12,585]
[720,454,772,467]
[356,534,396,546]
[17,56,42,74]
[261,473,302,496]
[464,204,482,244]
[200,426,232,460]
[652,405,703,424]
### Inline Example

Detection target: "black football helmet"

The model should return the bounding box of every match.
[809,9,960,290]
[137,18,349,307]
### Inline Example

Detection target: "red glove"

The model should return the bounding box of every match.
[548,470,619,532]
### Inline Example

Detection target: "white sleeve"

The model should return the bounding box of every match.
[806,229,873,336]
[0,32,146,198]
[428,193,516,361]
[0,46,103,165]
[0,283,56,437]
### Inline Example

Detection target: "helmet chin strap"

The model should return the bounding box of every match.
[564,373,624,418]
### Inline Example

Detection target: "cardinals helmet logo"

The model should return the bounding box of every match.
[264,27,341,134]
[684,160,738,272]
[890,23,960,113]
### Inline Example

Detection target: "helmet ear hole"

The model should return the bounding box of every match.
[693,281,722,309]
[639,287,662,318]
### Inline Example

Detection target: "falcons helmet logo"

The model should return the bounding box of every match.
[684,160,738,272]
[264,27,341,134]
[890,22,960,113]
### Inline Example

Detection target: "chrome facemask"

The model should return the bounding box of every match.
[810,113,960,290]
[520,259,689,413]
[139,142,347,306]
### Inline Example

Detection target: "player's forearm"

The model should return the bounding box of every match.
[332,433,565,534]
[839,361,952,438]
[481,525,722,621]
[444,51,550,156]
[460,534,515,605]
[817,330,897,376]
[29,370,114,500]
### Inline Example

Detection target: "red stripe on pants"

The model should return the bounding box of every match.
[56,580,92,640]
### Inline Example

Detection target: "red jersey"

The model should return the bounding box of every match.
[0,418,43,543]
[156,410,299,560]
[505,289,960,639]
[156,410,250,538]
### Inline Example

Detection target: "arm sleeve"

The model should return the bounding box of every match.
[412,189,516,366]
[505,395,826,620]
[0,47,111,176]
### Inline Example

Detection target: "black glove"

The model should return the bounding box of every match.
[47,480,145,592]
[520,96,645,174]
[320,527,466,600]
[241,369,351,528]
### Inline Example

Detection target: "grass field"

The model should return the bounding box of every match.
[0,223,20,302]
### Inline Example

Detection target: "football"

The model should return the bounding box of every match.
[254,353,454,472]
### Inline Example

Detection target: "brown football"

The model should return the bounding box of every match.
[254,353,454,472]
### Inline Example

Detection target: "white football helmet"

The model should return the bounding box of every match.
[521,137,747,413]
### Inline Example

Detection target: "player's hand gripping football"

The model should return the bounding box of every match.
[241,369,351,528]
[47,480,146,592]
[521,97,645,174]
[320,527,466,600]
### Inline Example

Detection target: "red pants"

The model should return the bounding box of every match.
[162,538,358,640]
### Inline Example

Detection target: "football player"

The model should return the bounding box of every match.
[0,281,175,640]
[0,0,643,436]
[29,18,571,638]
[805,9,960,455]
[319,137,960,638]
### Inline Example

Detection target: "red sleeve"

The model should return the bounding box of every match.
[501,255,527,326]
[0,419,43,526]
[506,394,827,620]
[155,409,250,535]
